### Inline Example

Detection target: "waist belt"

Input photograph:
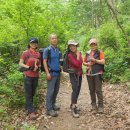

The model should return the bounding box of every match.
[49,69,61,73]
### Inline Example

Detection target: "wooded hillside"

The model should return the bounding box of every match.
[0,0,130,129]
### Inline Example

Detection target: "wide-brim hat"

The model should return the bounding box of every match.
[67,40,78,46]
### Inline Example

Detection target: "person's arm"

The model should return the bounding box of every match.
[19,59,30,69]
[83,54,91,66]
[90,51,105,65]
[19,51,35,71]
[43,48,51,80]
[43,59,51,80]
[76,51,80,61]
[83,62,92,66]
[19,51,30,68]
[68,53,82,68]
[95,59,105,65]
[76,52,83,65]
[43,59,49,74]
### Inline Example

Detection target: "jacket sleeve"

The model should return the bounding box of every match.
[100,51,105,60]
[20,50,29,61]
[68,53,82,68]
[84,54,87,62]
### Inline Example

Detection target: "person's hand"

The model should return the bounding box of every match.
[90,56,96,62]
[46,73,51,80]
[76,52,80,60]
[33,65,38,71]
[83,62,92,66]
[29,66,35,70]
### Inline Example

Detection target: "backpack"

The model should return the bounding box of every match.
[39,47,51,72]
[62,50,75,73]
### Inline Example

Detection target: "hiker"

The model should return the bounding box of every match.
[67,40,83,118]
[83,38,105,113]
[19,37,40,120]
[43,33,61,117]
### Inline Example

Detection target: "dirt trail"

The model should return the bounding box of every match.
[2,74,130,130]
[38,74,130,130]
[47,74,91,130]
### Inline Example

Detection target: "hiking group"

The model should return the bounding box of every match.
[19,33,105,120]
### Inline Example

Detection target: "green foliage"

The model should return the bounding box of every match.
[98,22,130,83]
[0,0,130,122]
[21,124,36,130]
[0,63,24,109]
[120,69,130,82]
[7,69,23,86]
[0,84,24,108]
[99,22,117,50]
[1,123,36,130]
[0,106,8,121]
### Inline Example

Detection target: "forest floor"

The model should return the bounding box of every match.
[1,74,130,130]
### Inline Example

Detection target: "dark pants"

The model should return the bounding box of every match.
[69,73,82,104]
[24,76,38,113]
[46,76,60,111]
[87,74,103,107]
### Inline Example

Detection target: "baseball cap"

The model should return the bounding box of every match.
[67,40,78,46]
[29,37,38,43]
[89,38,97,45]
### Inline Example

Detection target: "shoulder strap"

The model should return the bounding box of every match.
[86,50,91,55]
[86,50,90,59]
[96,49,100,55]
[46,46,51,63]
[92,50,100,59]
[47,46,51,50]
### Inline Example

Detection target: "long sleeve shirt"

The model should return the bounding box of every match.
[68,52,83,75]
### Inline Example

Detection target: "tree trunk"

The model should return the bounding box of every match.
[106,0,130,45]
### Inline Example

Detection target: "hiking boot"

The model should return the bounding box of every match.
[53,105,60,111]
[46,110,58,117]
[97,107,104,113]
[68,104,74,112]
[28,112,37,120]
[69,104,80,112]
[68,107,72,112]
[72,106,79,118]
[91,105,97,111]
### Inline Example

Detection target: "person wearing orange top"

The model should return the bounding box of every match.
[83,38,105,113]
[19,38,40,120]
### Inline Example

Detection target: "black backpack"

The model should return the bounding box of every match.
[39,47,51,72]
[62,50,75,73]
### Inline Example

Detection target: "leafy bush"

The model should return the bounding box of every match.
[98,23,130,83]
[0,63,24,108]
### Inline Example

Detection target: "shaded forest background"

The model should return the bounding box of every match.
[0,0,130,128]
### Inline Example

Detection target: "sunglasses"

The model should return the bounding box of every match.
[90,43,97,45]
